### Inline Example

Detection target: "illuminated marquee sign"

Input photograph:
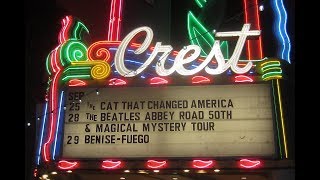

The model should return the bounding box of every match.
[62,84,275,158]
[38,17,284,162]
[114,24,259,77]
[36,0,289,164]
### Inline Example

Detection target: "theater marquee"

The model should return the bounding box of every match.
[62,83,275,158]
[31,1,293,176]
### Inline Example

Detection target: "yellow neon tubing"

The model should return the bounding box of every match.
[276,79,288,158]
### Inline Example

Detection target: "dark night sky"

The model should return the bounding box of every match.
[25,0,295,179]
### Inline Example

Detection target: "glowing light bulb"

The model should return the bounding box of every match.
[259,5,264,11]
[42,174,48,179]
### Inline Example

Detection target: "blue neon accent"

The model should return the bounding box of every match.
[109,48,136,53]
[111,58,166,67]
[53,91,64,160]
[141,75,146,78]
[36,103,48,165]
[125,59,144,65]
[272,0,291,63]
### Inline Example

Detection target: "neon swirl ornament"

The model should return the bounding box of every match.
[91,62,112,79]
[59,40,88,66]
[43,16,90,162]
[88,41,121,62]
[69,61,111,80]
[61,60,111,82]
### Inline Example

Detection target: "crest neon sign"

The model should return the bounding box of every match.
[36,0,287,165]
[41,15,283,163]
[115,24,260,77]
